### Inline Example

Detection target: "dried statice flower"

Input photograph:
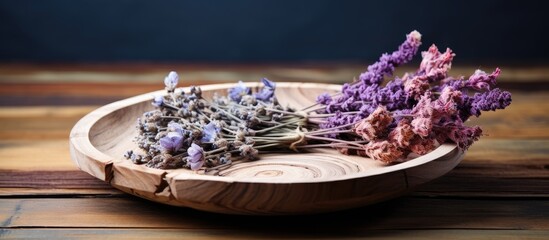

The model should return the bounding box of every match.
[159,132,184,153]
[152,95,164,107]
[465,68,501,91]
[388,118,415,148]
[228,81,250,102]
[354,106,393,141]
[167,121,184,133]
[403,74,430,100]
[187,143,205,171]
[419,45,455,81]
[408,136,437,155]
[437,120,483,150]
[364,140,403,164]
[164,71,179,92]
[201,122,220,143]
[254,78,276,101]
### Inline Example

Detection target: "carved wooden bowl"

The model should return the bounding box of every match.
[70,82,464,215]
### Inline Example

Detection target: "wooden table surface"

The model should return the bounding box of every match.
[0,63,548,239]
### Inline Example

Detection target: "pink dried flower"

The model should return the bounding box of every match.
[388,118,415,148]
[409,136,437,155]
[443,120,483,150]
[410,92,434,117]
[411,117,433,137]
[433,86,463,117]
[364,140,403,164]
[403,74,430,100]
[465,68,501,91]
[420,45,455,81]
[354,106,393,141]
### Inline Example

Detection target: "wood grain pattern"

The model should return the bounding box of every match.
[69,82,464,215]
[1,63,548,238]
[1,197,548,229]
[3,229,549,240]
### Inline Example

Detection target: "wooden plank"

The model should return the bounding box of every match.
[0,139,547,197]
[1,63,548,83]
[0,107,94,139]
[0,170,111,189]
[0,197,548,229]
[0,140,78,170]
[0,188,121,196]
[1,229,548,240]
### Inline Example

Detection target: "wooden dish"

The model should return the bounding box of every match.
[69,82,464,215]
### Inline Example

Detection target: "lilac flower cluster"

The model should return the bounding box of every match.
[318,31,422,129]
[313,31,512,163]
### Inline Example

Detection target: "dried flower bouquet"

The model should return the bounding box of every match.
[125,30,512,173]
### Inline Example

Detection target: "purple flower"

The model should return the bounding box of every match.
[469,88,512,117]
[168,121,185,135]
[201,122,220,143]
[465,68,501,91]
[152,95,163,107]
[323,30,421,120]
[316,92,332,105]
[159,132,183,153]
[164,71,179,91]
[440,77,465,91]
[254,78,276,101]
[228,81,250,102]
[358,30,422,86]
[439,120,483,150]
[187,143,205,170]
[375,78,406,110]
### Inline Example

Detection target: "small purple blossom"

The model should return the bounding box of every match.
[254,78,276,101]
[316,92,332,105]
[228,81,250,102]
[159,132,184,153]
[201,122,220,143]
[465,68,501,91]
[187,143,205,171]
[152,95,163,107]
[374,78,407,110]
[164,71,179,91]
[167,121,185,135]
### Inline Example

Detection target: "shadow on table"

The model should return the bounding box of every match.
[124,192,525,238]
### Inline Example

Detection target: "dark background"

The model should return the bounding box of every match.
[1,0,547,64]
